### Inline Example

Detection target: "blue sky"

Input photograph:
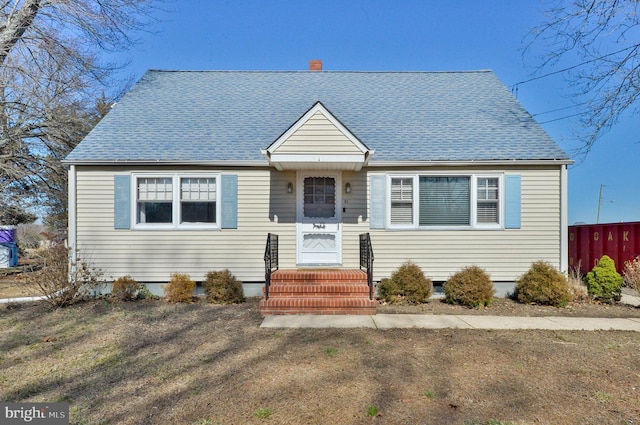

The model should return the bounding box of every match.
[113,0,640,225]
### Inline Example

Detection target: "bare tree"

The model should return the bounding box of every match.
[0,0,159,227]
[525,0,640,153]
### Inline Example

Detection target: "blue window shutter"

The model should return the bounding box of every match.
[221,174,238,229]
[114,175,131,230]
[369,175,386,229]
[505,175,521,229]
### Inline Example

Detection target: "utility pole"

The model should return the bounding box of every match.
[597,184,604,224]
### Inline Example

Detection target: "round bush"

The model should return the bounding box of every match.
[584,255,623,303]
[444,266,495,308]
[164,273,195,303]
[377,261,433,304]
[377,277,400,303]
[111,275,141,301]
[514,261,572,307]
[204,269,244,304]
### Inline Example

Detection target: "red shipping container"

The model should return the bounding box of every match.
[569,222,640,274]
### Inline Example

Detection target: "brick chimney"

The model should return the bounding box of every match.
[309,60,322,71]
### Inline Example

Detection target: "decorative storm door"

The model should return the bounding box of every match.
[297,173,342,265]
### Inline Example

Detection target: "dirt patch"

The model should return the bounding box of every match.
[378,295,640,318]
[0,267,36,299]
[1,297,640,425]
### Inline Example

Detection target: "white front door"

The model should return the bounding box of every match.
[297,173,342,265]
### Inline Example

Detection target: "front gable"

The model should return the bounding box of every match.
[263,102,372,171]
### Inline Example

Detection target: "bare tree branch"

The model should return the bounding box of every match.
[0,0,40,65]
[0,0,162,228]
[525,0,640,154]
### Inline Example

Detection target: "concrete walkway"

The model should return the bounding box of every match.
[0,295,46,304]
[261,292,640,331]
[260,314,640,330]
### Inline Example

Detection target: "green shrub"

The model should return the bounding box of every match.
[444,265,495,308]
[164,273,195,303]
[513,261,572,307]
[584,255,623,303]
[111,275,142,301]
[203,269,244,304]
[377,261,433,304]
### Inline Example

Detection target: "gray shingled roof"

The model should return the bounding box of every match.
[65,70,569,163]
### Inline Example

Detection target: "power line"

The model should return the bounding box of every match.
[510,45,640,125]
[538,112,583,124]
[509,44,639,89]
[532,102,587,117]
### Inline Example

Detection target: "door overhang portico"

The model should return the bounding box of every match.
[262,102,373,171]
[263,101,372,266]
[265,154,368,171]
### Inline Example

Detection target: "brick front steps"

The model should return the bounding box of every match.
[259,269,378,315]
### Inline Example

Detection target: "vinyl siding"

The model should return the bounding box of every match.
[75,166,297,282]
[341,170,369,266]
[273,111,362,154]
[75,164,563,284]
[365,166,562,282]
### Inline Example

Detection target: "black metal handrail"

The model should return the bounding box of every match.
[264,233,278,300]
[359,233,374,300]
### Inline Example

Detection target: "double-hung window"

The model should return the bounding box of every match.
[476,177,499,225]
[390,177,414,225]
[137,177,173,224]
[388,174,502,229]
[134,174,219,229]
[180,177,217,224]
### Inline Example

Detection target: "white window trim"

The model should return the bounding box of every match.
[386,173,504,230]
[472,174,503,230]
[387,175,416,229]
[131,173,221,230]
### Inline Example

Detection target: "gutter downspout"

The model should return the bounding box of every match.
[560,164,568,273]
[68,165,77,272]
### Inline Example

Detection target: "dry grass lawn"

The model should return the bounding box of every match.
[1,297,640,425]
[0,267,34,299]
